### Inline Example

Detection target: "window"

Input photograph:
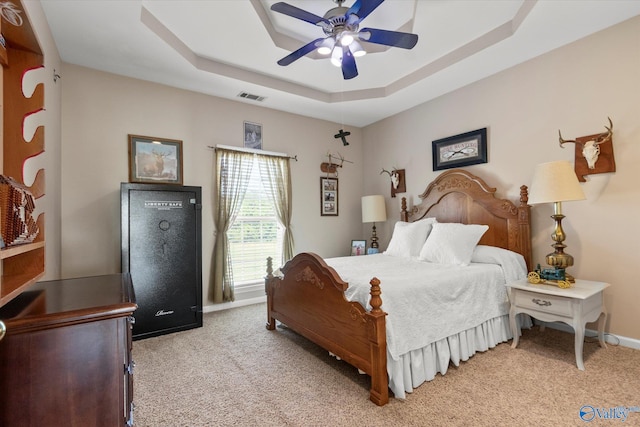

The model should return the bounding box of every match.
[227,163,283,286]
[213,147,293,302]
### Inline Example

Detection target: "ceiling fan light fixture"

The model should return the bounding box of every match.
[317,37,335,55]
[271,0,419,80]
[330,46,343,67]
[339,32,354,46]
[349,40,366,57]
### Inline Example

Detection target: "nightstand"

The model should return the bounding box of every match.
[506,278,609,370]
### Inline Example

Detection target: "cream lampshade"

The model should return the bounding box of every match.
[361,195,387,250]
[529,160,586,280]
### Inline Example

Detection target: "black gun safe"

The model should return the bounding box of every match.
[121,183,203,339]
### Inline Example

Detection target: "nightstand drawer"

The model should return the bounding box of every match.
[514,290,572,316]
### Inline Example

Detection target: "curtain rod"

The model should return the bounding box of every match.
[208,144,298,161]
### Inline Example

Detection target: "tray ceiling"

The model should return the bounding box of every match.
[41,0,640,127]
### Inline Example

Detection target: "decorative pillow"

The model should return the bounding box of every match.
[471,245,528,282]
[384,218,437,258]
[472,245,518,264]
[418,223,489,266]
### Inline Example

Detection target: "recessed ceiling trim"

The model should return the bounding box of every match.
[141,5,331,102]
[389,0,537,95]
[141,1,536,105]
[249,0,324,60]
[512,0,537,31]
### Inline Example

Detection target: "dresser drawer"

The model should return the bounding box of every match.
[514,290,572,316]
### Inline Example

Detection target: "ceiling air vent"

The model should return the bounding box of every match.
[237,92,266,102]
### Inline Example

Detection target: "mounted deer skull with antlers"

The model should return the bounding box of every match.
[380,168,406,198]
[380,168,400,189]
[559,117,613,170]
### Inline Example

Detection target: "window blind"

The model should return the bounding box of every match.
[226,161,283,285]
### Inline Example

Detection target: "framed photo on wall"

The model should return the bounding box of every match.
[243,121,262,150]
[128,134,183,185]
[320,177,338,216]
[432,127,487,171]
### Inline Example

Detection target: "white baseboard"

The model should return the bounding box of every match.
[203,295,266,313]
[537,321,640,350]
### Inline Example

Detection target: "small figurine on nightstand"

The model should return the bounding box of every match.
[527,264,572,288]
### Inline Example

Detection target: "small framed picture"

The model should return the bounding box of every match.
[244,121,262,150]
[128,134,183,185]
[432,127,487,171]
[320,177,338,216]
[351,240,366,256]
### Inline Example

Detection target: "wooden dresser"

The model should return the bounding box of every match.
[0,274,137,427]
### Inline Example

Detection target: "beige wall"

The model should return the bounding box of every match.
[59,64,364,305]
[363,16,640,341]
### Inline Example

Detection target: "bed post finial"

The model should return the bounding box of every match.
[265,256,276,331]
[367,276,388,406]
[400,197,408,222]
[369,277,383,314]
[266,256,273,279]
[517,185,533,271]
[520,185,529,206]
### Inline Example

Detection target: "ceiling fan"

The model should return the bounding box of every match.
[271,0,419,80]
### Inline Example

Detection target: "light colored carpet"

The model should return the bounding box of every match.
[133,303,640,426]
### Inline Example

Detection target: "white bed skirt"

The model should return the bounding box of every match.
[387,313,532,399]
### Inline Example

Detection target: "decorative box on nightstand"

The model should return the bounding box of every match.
[505,278,609,370]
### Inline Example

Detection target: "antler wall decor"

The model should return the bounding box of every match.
[559,117,615,182]
[380,168,406,198]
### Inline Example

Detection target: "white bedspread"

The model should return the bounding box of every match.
[325,252,525,361]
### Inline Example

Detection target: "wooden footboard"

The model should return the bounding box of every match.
[265,253,388,406]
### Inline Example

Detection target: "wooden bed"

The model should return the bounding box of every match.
[265,169,532,406]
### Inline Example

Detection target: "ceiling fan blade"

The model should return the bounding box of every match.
[359,27,418,49]
[341,48,358,80]
[346,0,385,23]
[277,38,325,66]
[271,2,329,26]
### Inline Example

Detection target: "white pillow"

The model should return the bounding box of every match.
[384,218,437,258]
[471,245,519,264]
[471,245,528,283]
[418,223,489,266]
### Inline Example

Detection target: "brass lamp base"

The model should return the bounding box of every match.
[546,208,576,283]
[370,223,379,248]
[545,247,573,270]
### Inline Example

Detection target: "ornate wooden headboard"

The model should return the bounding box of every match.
[400,169,532,269]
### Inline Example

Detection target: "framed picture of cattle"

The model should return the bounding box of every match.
[128,134,183,185]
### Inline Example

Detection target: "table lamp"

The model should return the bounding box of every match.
[528,160,586,281]
[361,195,387,253]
